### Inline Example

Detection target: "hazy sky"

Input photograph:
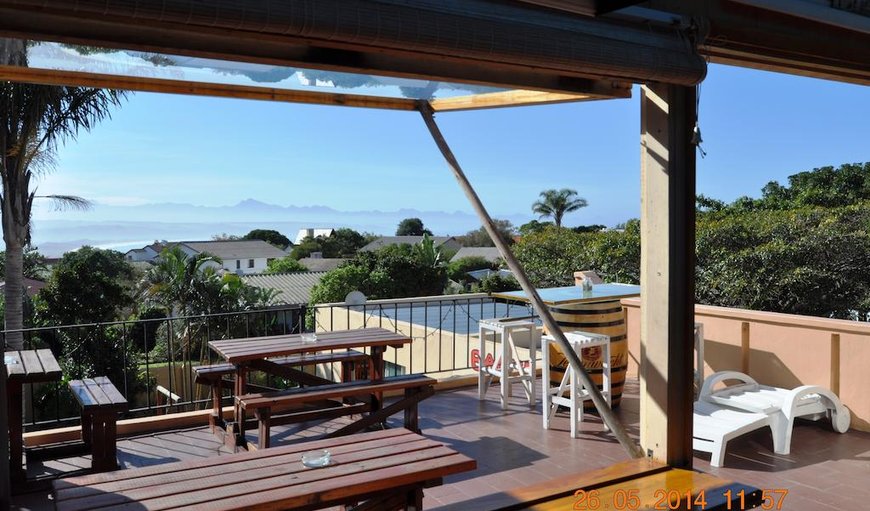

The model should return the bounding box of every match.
[38,63,870,228]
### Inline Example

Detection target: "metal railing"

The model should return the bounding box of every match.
[4,295,534,429]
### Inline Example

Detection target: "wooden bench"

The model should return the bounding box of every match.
[194,349,370,430]
[432,458,763,511]
[237,374,435,449]
[68,377,129,472]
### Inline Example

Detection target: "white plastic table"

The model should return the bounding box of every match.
[542,331,611,438]
[478,317,537,410]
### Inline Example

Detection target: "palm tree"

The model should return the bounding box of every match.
[140,246,222,317]
[1,39,127,348]
[531,188,588,227]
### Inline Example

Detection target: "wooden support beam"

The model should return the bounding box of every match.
[830,333,841,396]
[639,83,696,468]
[430,87,631,112]
[741,322,751,374]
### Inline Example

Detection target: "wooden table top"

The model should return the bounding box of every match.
[4,349,62,383]
[53,428,476,511]
[209,327,412,364]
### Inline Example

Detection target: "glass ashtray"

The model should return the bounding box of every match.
[300,333,318,343]
[3,355,18,365]
[301,449,331,468]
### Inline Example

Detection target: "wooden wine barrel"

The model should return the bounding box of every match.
[545,299,628,408]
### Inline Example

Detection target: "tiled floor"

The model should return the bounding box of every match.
[12,378,870,510]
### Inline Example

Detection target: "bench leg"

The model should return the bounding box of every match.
[90,412,119,472]
[210,379,223,432]
[404,487,423,511]
[81,411,92,446]
[404,387,420,434]
[256,408,271,450]
[7,381,26,483]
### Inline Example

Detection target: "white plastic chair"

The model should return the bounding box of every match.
[693,399,776,467]
[699,371,851,455]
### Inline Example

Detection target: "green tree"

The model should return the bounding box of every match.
[1,39,126,348]
[320,228,368,257]
[139,246,222,316]
[396,217,432,236]
[243,229,291,248]
[289,236,323,259]
[265,256,308,274]
[456,219,514,247]
[35,247,135,326]
[471,273,520,294]
[309,243,447,306]
[532,188,588,227]
[517,219,554,236]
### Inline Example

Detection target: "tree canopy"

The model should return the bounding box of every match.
[309,242,447,305]
[243,229,291,248]
[396,217,432,236]
[455,220,515,247]
[265,256,308,274]
[289,228,369,259]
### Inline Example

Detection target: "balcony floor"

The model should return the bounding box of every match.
[12,378,870,510]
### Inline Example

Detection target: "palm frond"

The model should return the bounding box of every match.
[36,194,93,211]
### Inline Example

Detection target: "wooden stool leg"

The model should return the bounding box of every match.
[405,487,424,511]
[403,388,420,433]
[81,411,92,446]
[90,412,117,472]
[256,408,271,450]
[210,378,223,431]
[7,381,25,482]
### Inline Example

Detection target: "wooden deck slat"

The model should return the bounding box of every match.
[518,470,731,511]
[57,439,443,510]
[433,458,669,511]
[54,428,414,489]
[94,377,128,405]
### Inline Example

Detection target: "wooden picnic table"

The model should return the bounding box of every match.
[52,427,476,511]
[4,349,63,481]
[208,328,413,446]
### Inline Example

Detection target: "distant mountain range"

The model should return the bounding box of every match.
[29,199,533,257]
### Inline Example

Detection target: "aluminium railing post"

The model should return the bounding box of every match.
[419,103,643,458]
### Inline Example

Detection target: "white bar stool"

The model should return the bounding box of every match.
[478,317,537,410]
[542,331,611,438]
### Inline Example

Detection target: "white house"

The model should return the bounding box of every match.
[125,240,287,275]
[294,228,335,245]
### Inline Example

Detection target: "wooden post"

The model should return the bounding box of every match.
[741,322,751,374]
[639,83,697,468]
[830,333,841,396]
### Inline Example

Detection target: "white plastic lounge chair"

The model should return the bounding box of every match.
[699,371,851,455]
[693,399,777,467]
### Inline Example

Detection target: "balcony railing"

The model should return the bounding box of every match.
[3,294,535,429]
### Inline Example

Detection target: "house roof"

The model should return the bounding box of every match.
[298,258,348,272]
[360,236,455,252]
[183,240,287,260]
[450,246,503,263]
[241,271,328,305]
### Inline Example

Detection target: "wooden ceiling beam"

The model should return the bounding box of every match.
[430,87,631,112]
[637,0,870,85]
